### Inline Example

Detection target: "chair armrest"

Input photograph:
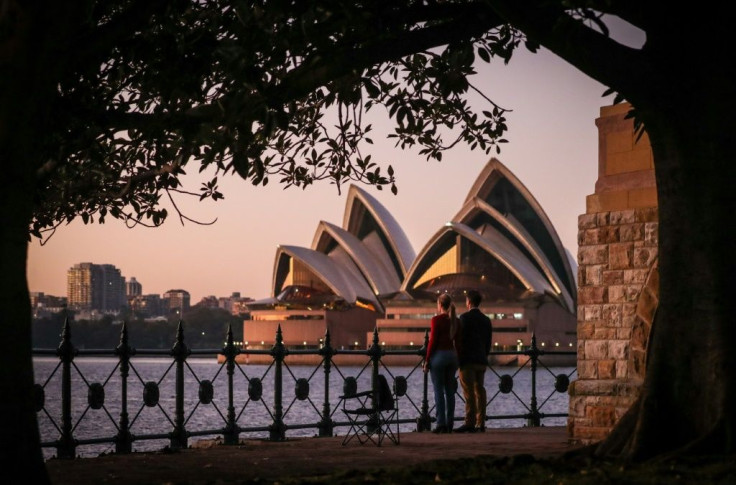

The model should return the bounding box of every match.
[339,390,373,400]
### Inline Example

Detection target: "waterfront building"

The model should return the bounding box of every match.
[163,289,191,316]
[195,295,220,309]
[194,293,252,316]
[243,158,577,365]
[377,158,577,365]
[67,262,126,313]
[30,292,68,319]
[218,292,253,316]
[228,298,252,317]
[245,184,413,363]
[128,294,165,318]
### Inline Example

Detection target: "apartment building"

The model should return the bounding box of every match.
[67,262,126,313]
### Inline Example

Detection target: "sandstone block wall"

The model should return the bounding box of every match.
[568,103,659,445]
[569,207,658,443]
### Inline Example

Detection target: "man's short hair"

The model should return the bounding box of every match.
[466,290,482,307]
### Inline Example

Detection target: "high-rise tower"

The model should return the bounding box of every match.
[67,262,126,312]
[126,277,142,297]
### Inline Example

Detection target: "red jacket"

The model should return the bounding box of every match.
[426,313,456,362]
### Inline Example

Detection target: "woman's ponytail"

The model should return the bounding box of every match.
[438,293,458,338]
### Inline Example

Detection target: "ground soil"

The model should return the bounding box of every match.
[45,427,736,484]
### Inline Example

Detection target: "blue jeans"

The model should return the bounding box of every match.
[429,350,458,428]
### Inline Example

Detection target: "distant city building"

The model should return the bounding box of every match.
[219,292,253,316]
[30,292,68,319]
[195,295,220,309]
[126,277,142,297]
[67,263,126,313]
[229,297,253,316]
[163,289,191,315]
[128,294,165,318]
[193,292,253,316]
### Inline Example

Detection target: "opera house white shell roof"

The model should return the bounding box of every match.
[402,158,576,312]
[248,184,415,313]
[250,157,576,316]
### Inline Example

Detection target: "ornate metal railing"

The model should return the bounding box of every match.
[32,319,576,460]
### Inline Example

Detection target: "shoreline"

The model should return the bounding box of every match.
[217,353,578,367]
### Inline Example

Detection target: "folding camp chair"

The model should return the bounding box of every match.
[340,374,400,446]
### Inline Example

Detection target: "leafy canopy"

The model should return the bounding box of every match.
[31,0,524,241]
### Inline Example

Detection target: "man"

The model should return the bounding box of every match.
[453,289,492,433]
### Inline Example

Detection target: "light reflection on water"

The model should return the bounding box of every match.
[34,356,574,460]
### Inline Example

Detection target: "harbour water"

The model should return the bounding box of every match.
[33,356,575,460]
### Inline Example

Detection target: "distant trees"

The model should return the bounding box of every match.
[32,308,241,350]
[31,313,70,349]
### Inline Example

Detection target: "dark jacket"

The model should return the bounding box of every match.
[457,308,492,366]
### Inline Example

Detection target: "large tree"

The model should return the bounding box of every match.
[2,1,734,483]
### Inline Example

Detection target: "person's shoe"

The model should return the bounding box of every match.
[454,424,475,433]
[432,425,448,434]
[475,424,486,433]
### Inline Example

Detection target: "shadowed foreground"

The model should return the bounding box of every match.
[45,427,736,484]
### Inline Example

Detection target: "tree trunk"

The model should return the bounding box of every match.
[0,184,47,482]
[597,100,736,460]
[1,2,79,482]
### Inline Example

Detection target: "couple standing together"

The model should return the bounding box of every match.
[422,290,492,434]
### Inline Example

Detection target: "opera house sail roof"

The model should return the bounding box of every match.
[270,245,381,311]
[248,185,415,313]
[249,157,576,317]
[341,185,415,278]
[402,158,576,312]
[311,220,401,296]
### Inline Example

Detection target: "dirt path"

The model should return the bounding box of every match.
[47,427,576,484]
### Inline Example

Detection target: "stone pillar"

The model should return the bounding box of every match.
[568,103,659,444]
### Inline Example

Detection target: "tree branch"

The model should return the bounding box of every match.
[263,5,505,109]
[483,0,658,102]
[92,4,507,133]
[567,1,649,33]
[115,161,181,199]
[67,0,170,70]
[165,188,217,227]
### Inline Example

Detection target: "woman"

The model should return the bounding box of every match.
[423,292,459,433]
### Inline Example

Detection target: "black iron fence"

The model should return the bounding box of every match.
[32,319,577,460]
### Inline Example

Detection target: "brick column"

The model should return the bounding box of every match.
[568,103,659,444]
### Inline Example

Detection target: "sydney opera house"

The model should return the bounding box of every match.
[244,158,577,364]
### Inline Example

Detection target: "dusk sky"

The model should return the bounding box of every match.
[27,20,645,303]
